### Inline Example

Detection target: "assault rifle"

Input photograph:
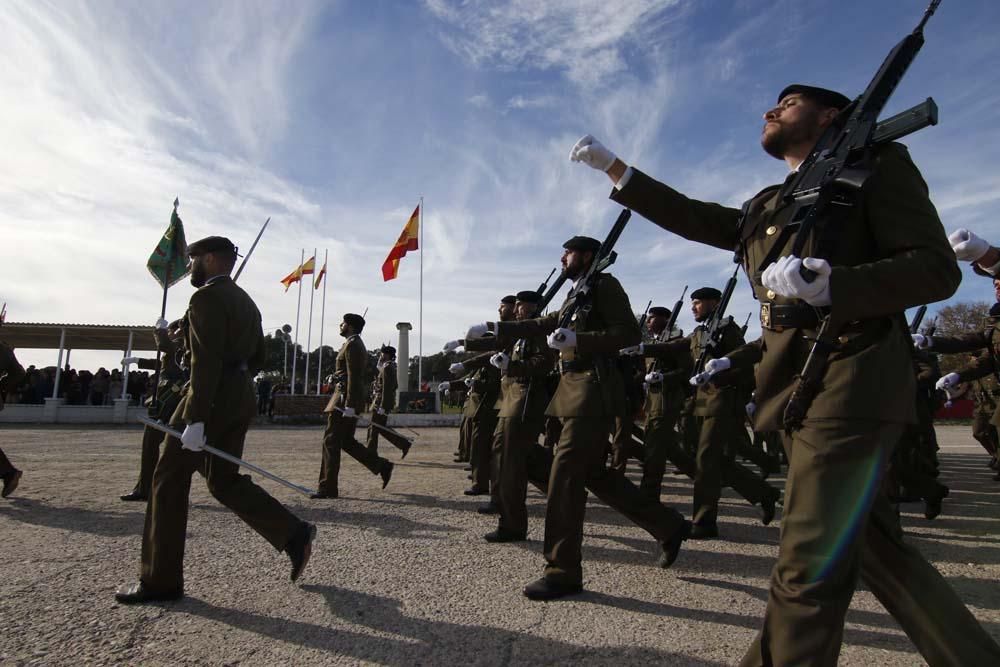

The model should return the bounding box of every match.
[925,316,938,336]
[665,286,688,340]
[740,312,752,337]
[909,305,928,334]
[637,300,653,334]
[773,0,943,432]
[694,268,739,375]
[538,268,568,313]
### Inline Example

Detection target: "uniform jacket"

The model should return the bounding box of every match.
[493,332,557,419]
[136,328,187,407]
[178,276,266,426]
[931,324,1000,383]
[454,350,502,420]
[611,142,960,430]
[496,273,640,418]
[325,335,367,413]
[640,338,692,421]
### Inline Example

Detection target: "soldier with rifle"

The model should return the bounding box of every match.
[570,2,1000,662]
[464,229,690,600]
[365,344,410,458]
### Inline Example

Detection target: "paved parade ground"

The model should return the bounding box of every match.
[1,424,998,666]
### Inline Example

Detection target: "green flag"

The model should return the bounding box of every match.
[146,200,191,289]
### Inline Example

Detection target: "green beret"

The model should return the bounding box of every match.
[343,313,365,331]
[501,295,517,305]
[187,236,237,257]
[779,84,850,110]
[691,287,722,301]
[562,236,601,254]
[648,306,671,318]
[516,290,542,303]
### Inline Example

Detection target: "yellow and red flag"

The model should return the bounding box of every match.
[381,205,419,281]
[314,259,327,289]
[280,256,316,292]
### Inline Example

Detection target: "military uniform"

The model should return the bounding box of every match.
[365,350,408,456]
[495,269,688,589]
[455,350,502,495]
[611,130,1000,662]
[971,379,1000,461]
[138,274,308,594]
[123,324,188,500]
[318,332,392,495]
[0,341,25,497]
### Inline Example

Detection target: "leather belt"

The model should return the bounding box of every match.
[560,360,593,373]
[760,302,827,332]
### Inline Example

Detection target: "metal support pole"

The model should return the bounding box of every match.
[52,327,66,398]
[121,330,134,400]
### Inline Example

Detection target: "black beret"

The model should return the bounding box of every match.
[562,236,601,254]
[187,236,237,256]
[343,313,366,331]
[989,303,1000,318]
[501,295,517,305]
[648,306,671,318]
[691,287,722,301]
[779,84,851,111]
[516,290,542,303]
[380,345,396,355]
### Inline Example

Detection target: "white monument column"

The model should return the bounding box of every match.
[396,322,412,403]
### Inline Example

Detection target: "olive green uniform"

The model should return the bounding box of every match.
[457,351,502,494]
[318,335,390,494]
[0,342,26,481]
[366,360,406,455]
[497,274,687,586]
[612,142,1000,665]
[140,276,305,593]
[632,342,689,500]
[971,379,1000,459]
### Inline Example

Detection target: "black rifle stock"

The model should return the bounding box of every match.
[774,0,942,432]
[665,285,688,340]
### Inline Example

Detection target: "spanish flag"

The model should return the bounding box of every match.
[314,259,327,289]
[381,205,419,281]
[280,256,316,292]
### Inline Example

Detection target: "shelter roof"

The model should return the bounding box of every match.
[0,322,157,351]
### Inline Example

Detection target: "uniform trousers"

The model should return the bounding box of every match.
[741,419,1000,666]
[470,411,498,492]
[457,415,473,461]
[319,412,388,493]
[972,405,999,457]
[366,411,409,456]
[495,416,545,536]
[640,415,679,501]
[0,447,15,477]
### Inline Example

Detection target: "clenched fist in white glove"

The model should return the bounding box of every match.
[949,228,990,262]
[465,323,490,340]
[155,317,168,330]
[443,339,463,352]
[437,381,450,392]
[122,356,140,366]
[376,407,386,416]
[644,371,663,385]
[690,357,732,386]
[180,422,206,452]
[936,372,961,392]
[911,334,933,349]
[449,362,465,375]
[761,256,832,307]
[547,328,577,351]
[490,352,510,371]
[569,134,617,172]
[619,344,645,356]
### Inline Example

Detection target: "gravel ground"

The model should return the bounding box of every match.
[0,424,998,666]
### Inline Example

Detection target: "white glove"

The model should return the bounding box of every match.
[376,361,387,371]
[936,373,960,392]
[547,328,577,351]
[911,334,932,349]
[341,407,357,418]
[644,371,663,384]
[154,317,168,330]
[454,346,465,354]
[437,381,450,392]
[746,402,757,419]
[443,339,463,352]
[949,228,990,262]
[464,377,474,388]
[569,134,616,172]
[490,352,510,371]
[619,344,644,356]
[449,362,465,375]
[465,323,490,340]
[121,356,140,366]
[761,256,832,307]
[180,422,205,452]
[376,407,386,416]
[690,357,732,386]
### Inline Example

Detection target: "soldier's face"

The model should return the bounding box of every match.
[691,298,717,322]
[514,302,537,320]
[761,94,838,160]
[190,254,208,287]
[339,321,352,337]
[994,279,1000,301]
[498,302,515,321]
[561,249,593,280]
[647,314,668,334]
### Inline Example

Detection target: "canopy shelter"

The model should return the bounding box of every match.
[1,322,158,400]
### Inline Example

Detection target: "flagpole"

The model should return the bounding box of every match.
[316,249,328,396]
[304,249,316,395]
[418,195,424,390]
[291,249,304,395]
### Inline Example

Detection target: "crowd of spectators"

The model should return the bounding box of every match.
[5,365,155,407]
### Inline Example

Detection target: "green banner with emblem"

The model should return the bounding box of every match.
[146,201,191,289]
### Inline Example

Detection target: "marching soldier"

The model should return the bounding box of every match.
[313,313,394,498]
[119,317,188,502]
[572,82,1000,662]
[465,236,690,600]
[366,345,409,458]
[0,338,25,498]
[116,236,316,604]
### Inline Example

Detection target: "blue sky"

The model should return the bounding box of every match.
[3,0,999,372]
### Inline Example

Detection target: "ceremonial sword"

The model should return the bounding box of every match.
[138,416,315,497]
[330,406,415,443]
